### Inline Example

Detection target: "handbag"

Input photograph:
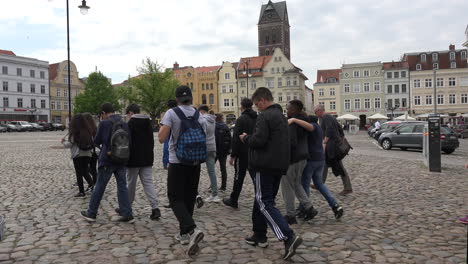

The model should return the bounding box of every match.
[337,136,352,159]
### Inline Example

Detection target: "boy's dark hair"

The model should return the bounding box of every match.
[198,105,209,112]
[126,104,140,114]
[167,99,177,108]
[101,102,115,114]
[241,98,253,109]
[251,87,273,102]
[215,113,223,122]
[288,100,304,112]
[308,115,319,123]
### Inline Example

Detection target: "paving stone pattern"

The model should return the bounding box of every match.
[0,132,466,263]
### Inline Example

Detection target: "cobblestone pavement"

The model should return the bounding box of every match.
[0,131,466,264]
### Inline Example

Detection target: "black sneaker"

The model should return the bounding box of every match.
[332,205,344,220]
[295,208,305,218]
[303,207,318,221]
[223,198,238,209]
[74,193,86,198]
[283,234,303,260]
[150,208,161,220]
[80,211,96,222]
[284,215,297,225]
[115,208,122,216]
[245,233,268,248]
[187,229,204,256]
[196,195,204,209]
[117,215,135,224]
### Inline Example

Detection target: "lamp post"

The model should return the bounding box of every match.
[243,59,252,98]
[385,102,399,120]
[66,0,90,124]
[29,108,37,123]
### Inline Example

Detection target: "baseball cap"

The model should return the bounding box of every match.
[175,85,192,101]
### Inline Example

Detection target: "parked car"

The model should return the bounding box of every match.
[378,123,459,154]
[52,123,66,131]
[372,121,407,140]
[6,123,21,132]
[454,124,468,139]
[9,121,33,132]
[0,124,7,133]
[37,122,53,131]
[30,123,45,131]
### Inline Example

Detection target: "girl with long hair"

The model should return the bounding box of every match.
[82,113,98,184]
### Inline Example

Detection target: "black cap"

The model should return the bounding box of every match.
[175,85,192,101]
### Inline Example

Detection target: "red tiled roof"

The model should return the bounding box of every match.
[195,66,220,73]
[383,61,409,70]
[0,50,15,56]
[238,56,272,71]
[316,69,341,83]
[49,63,59,81]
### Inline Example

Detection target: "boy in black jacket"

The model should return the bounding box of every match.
[240,87,302,261]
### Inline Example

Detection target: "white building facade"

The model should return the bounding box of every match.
[383,62,410,118]
[0,50,50,123]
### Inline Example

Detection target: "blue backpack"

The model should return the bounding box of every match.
[172,107,207,165]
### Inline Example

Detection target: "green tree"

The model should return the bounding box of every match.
[120,58,179,124]
[74,71,121,114]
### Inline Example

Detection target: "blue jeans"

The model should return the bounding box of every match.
[301,160,338,208]
[205,151,218,196]
[87,165,133,217]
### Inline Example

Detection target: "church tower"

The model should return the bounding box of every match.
[258,0,291,59]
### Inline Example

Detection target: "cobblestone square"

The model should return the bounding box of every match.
[0,131,467,264]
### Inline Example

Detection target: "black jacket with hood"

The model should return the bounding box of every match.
[127,114,154,167]
[231,108,258,158]
[289,113,309,163]
[245,104,290,175]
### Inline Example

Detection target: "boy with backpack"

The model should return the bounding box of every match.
[214,113,231,191]
[158,86,206,256]
[81,103,135,223]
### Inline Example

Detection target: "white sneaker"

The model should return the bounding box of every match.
[175,233,190,245]
[207,195,221,203]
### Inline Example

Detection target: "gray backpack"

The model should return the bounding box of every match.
[108,120,130,164]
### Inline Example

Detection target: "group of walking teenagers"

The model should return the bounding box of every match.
[64,84,353,260]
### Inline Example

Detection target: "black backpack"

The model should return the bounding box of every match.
[217,124,232,154]
[77,133,94,151]
[108,119,130,164]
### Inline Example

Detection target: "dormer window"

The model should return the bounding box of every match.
[416,64,422,71]
[432,53,438,61]
[433,63,439,70]
[421,54,426,62]
[451,62,457,69]
[327,77,336,83]
[450,52,456,60]
[462,51,467,59]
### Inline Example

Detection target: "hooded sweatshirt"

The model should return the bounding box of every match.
[127,114,154,167]
[201,113,216,152]
[231,108,257,158]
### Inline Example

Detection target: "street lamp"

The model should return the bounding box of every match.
[243,59,252,98]
[29,108,37,122]
[385,102,399,120]
[66,0,90,124]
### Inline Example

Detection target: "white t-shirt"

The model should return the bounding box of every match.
[375,121,381,129]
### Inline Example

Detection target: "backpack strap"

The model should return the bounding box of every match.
[173,107,199,121]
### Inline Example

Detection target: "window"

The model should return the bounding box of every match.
[433,63,438,70]
[451,62,457,69]
[319,102,325,106]
[278,78,282,87]
[286,94,291,101]
[421,54,426,62]
[251,80,256,89]
[425,79,432,88]
[364,98,371,109]
[363,70,369,77]
[462,51,467,59]
[282,67,285,72]
[30,84,35,93]
[64,89,68,97]
[387,99,393,108]
[2,66,7,74]
[271,68,275,74]
[449,94,456,104]
[30,70,35,78]
[50,101,55,110]
[210,83,214,90]
[344,84,350,93]
[265,49,270,55]
[374,98,381,109]
[354,99,361,109]
[63,75,72,84]
[57,89,61,97]
[432,53,438,61]
[2,81,8,91]
[414,96,421,106]
[353,71,360,77]
[387,72,392,79]
[461,94,468,104]
[209,94,214,105]
[240,81,246,88]
[202,94,207,104]
[416,64,422,71]
[224,73,230,80]
[394,98,400,107]
[17,83,22,92]
[353,83,360,93]
[401,71,406,78]
[450,52,455,60]
[437,94,444,105]
[319,88,324,97]
[364,83,370,92]
[40,71,45,79]
[449,77,456,86]
[3,97,8,107]
[374,82,380,91]
[222,85,226,93]
[399,125,415,134]
[278,93,283,102]
[17,98,23,108]
[229,85,234,93]
[425,95,432,105]
[394,72,399,78]
[330,101,336,110]
[328,77,337,83]
[41,100,46,109]
[394,84,400,94]
[293,77,297,86]
[387,85,392,94]
[17,68,22,76]
[63,65,73,72]
[402,98,407,108]
[437,78,444,87]
[402,84,407,93]
[293,94,298,100]
[330,88,335,96]
[31,99,36,108]
[286,77,291,87]
[202,84,205,90]
[344,99,351,110]
[56,101,61,110]
[224,99,229,107]
[266,78,274,88]
[64,102,68,110]
[414,79,421,88]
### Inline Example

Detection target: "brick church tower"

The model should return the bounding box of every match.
[258,0,291,59]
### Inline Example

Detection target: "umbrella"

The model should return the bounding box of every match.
[337,114,359,121]
[461,113,468,118]
[416,113,449,118]
[394,114,416,121]
[368,113,389,120]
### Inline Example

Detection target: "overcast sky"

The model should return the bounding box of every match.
[2,0,467,86]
